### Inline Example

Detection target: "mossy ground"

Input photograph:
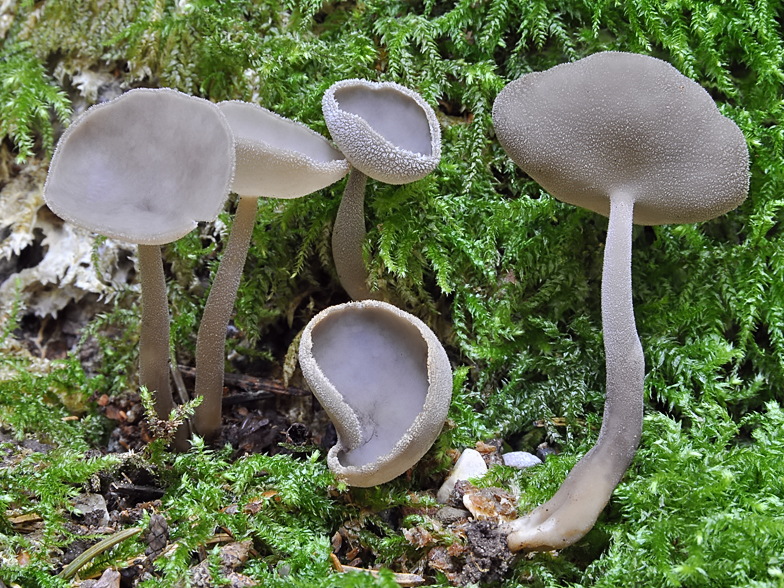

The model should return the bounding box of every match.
[1,0,784,586]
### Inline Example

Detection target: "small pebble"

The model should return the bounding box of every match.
[501,451,542,469]
[437,448,488,503]
[79,568,120,588]
[536,444,557,462]
[436,506,471,525]
[73,493,110,527]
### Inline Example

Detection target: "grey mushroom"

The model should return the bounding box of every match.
[192,101,349,442]
[44,88,235,450]
[322,79,441,300]
[492,51,749,551]
[299,300,452,486]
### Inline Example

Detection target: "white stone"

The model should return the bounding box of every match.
[73,493,110,527]
[436,448,488,503]
[502,451,542,469]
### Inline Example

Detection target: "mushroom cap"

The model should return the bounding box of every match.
[492,51,749,225]
[322,79,441,185]
[299,300,452,487]
[44,88,235,245]
[218,101,350,199]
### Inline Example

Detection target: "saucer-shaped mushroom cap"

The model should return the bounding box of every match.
[219,101,350,198]
[299,300,452,487]
[492,51,749,225]
[322,79,441,185]
[44,88,235,244]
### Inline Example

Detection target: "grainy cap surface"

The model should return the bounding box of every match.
[299,300,452,487]
[492,51,749,225]
[219,101,349,198]
[322,79,441,185]
[44,88,235,245]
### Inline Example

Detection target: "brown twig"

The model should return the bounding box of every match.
[176,365,310,398]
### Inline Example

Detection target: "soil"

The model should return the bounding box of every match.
[2,292,531,586]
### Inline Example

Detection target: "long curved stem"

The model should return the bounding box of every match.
[193,195,258,442]
[507,193,645,552]
[332,167,379,301]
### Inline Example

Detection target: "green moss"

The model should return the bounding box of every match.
[0,45,70,162]
[1,0,784,585]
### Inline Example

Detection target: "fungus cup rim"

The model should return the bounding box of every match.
[299,299,452,487]
[322,78,442,184]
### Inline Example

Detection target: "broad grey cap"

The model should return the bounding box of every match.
[219,101,349,199]
[322,79,441,185]
[492,51,749,225]
[299,300,452,487]
[44,88,235,245]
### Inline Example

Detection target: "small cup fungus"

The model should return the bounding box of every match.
[44,88,235,450]
[192,101,349,442]
[298,300,452,486]
[322,80,441,300]
[492,51,749,551]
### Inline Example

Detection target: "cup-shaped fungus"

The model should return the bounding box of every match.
[192,101,349,442]
[44,88,235,450]
[492,51,749,551]
[299,300,452,486]
[322,80,441,300]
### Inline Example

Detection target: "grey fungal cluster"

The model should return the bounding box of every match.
[493,51,749,552]
[42,81,452,480]
[42,51,752,562]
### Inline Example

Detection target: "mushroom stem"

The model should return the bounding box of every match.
[137,244,176,430]
[600,194,645,459]
[507,193,644,551]
[332,167,379,301]
[193,195,258,442]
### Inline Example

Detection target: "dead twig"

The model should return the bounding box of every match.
[176,365,310,399]
[329,557,426,587]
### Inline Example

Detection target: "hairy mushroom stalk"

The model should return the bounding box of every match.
[322,79,441,300]
[299,300,452,486]
[44,88,235,451]
[492,51,749,551]
[192,101,348,443]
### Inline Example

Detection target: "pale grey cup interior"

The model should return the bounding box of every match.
[45,88,235,245]
[333,85,433,156]
[322,79,441,185]
[312,305,428,466]
[299,300,452,487]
